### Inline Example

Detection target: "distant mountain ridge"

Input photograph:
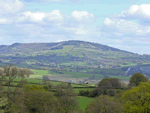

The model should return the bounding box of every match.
[0,40,150,71]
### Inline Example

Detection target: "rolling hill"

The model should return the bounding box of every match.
[0,40,150,77]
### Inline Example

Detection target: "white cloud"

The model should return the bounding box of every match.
[71,10,94,21]
[16,10,63,23]
[103,17,150,37]
[104,18,115,26]
[0,0,24,14]
[120,4,150,20]
[23,11,45,22]
[0,18,7,24]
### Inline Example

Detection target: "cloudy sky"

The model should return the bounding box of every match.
[0,0,150,55]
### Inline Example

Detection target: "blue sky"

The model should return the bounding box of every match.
[0,0,150,55]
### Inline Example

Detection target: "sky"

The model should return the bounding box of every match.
[0,0,150,55]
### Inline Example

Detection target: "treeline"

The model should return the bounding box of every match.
[1,65,150,112]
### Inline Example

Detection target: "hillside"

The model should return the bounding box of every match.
[0,40,150,77]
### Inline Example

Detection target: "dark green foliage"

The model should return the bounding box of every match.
[107,89,116,96]
[78,90,90,97]
[98,77,122,89]
[88,88,103,97]
[129,73,149,87]
[78,88,113,97]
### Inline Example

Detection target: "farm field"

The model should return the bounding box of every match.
[75,96,95,111]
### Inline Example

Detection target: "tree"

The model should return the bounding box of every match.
[85,95,122,113]
[98,78,122,89]
[54,82,75,97]
[53,83,82,113]
[58,95,83,113]
[24,90,64,113]
[0,65,33,112]
[120,82,150,113]
[88,88,103,97]
[7,84,63,113]
[129,73,149,87]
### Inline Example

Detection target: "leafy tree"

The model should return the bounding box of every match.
[58,95,83,113]
[0,65,33,112]
[129,73,149,87]
[88,88,103,97]
[85,95,122,113]
[53,83,81,113]
[24,90,64,113]
[98,78,112,88]
[78,90,90,97]
[7,84,63,113]
[107,89,116,96]
[54,83,75,97]
[98,78,122,89]
[120,82,150,113]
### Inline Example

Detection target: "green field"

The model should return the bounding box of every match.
[49,70,104,79]
[2,76,89,88]
[75,96,95,111]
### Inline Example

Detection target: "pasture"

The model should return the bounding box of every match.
[75,96,95,111]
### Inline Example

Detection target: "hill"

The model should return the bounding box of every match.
[0,40,150,77]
